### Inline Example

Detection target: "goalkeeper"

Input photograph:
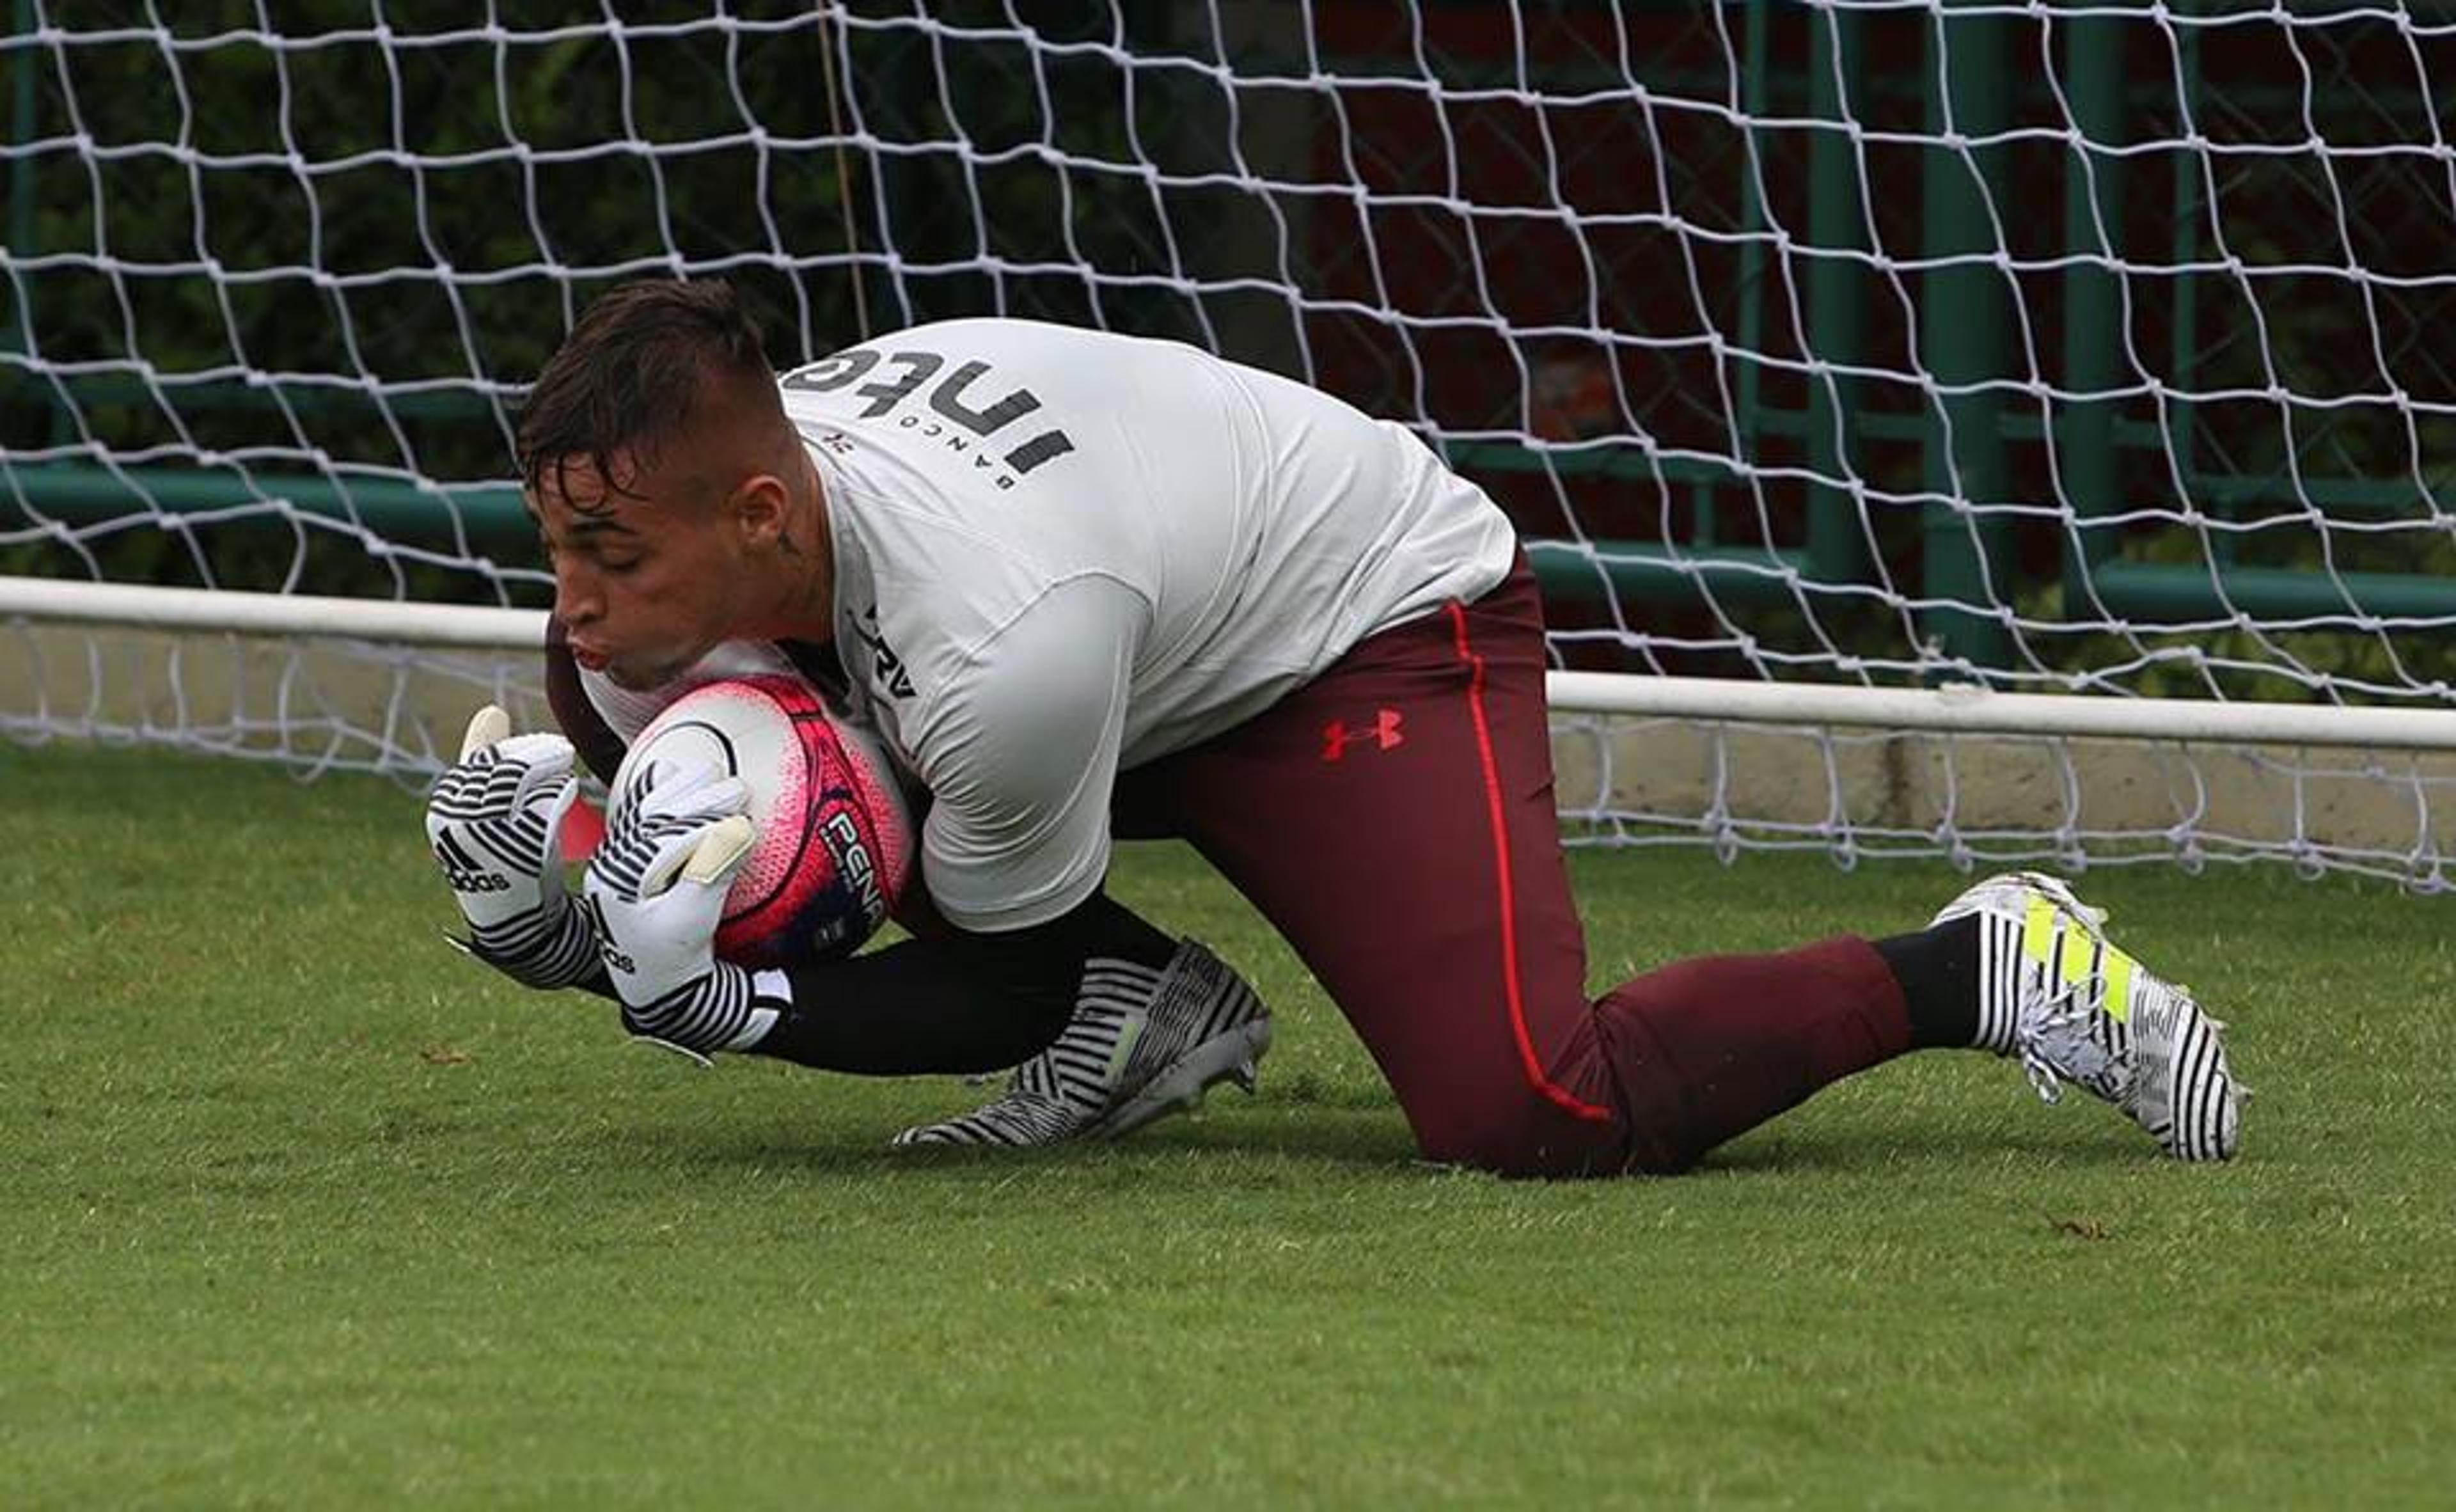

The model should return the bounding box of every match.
[428,278,2242,1174]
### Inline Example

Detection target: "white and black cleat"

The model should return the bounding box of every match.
[892,940,1271,1149]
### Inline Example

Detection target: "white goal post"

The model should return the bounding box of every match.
[8,3,2456,884]
[10,572,2456,753]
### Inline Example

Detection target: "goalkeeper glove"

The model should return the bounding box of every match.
[425,704,600,990]
[583,757,787,1064]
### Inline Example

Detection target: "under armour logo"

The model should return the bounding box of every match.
[1321,709,1405,762]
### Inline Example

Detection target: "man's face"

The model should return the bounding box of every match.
[528,453,746,692]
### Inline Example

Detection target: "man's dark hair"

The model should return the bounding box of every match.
[515,278,773,505]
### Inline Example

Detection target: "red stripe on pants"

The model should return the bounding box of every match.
[1112,560,1913,1176]
[1444,598,1615,1126]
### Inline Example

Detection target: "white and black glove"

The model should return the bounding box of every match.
[583,758,787,1064]
[426,705,600,990]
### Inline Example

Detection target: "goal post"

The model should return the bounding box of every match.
[7,2,2456,882]
[12,571,2456,753]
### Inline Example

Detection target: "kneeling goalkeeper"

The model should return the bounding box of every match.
[427,279,2242,1174]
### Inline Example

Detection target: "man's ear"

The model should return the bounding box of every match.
[728,471,789,547]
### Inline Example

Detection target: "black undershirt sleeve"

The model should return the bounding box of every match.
[746,888,1176,1076]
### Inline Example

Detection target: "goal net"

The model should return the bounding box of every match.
[6,1,2456,883]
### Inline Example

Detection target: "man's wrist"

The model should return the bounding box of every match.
[464,901,600,991]
[615,961,785,1059]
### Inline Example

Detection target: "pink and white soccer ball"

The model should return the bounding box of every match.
[611,675,915,968]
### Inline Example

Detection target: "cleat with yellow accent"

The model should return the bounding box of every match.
[1930,871,2242,1162]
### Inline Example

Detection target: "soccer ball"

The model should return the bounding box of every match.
[611,675,914,968]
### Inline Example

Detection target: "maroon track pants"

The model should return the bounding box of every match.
[1110,562,1912,1177]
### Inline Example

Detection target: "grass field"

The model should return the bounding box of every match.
[3,741,2452,1508]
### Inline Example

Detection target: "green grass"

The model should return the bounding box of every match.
[3,743,2452,1509]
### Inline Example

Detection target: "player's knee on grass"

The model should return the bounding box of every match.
[1406,1083,1670,1179]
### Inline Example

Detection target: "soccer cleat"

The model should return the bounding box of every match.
[1930,870,2242,1162]
[892,940,1272,1149]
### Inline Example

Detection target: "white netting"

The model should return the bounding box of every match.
[4,2,2456,879]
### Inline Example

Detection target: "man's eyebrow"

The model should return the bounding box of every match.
[524,505,638,555]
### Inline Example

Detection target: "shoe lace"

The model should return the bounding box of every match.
[2014,967,2128,1106]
